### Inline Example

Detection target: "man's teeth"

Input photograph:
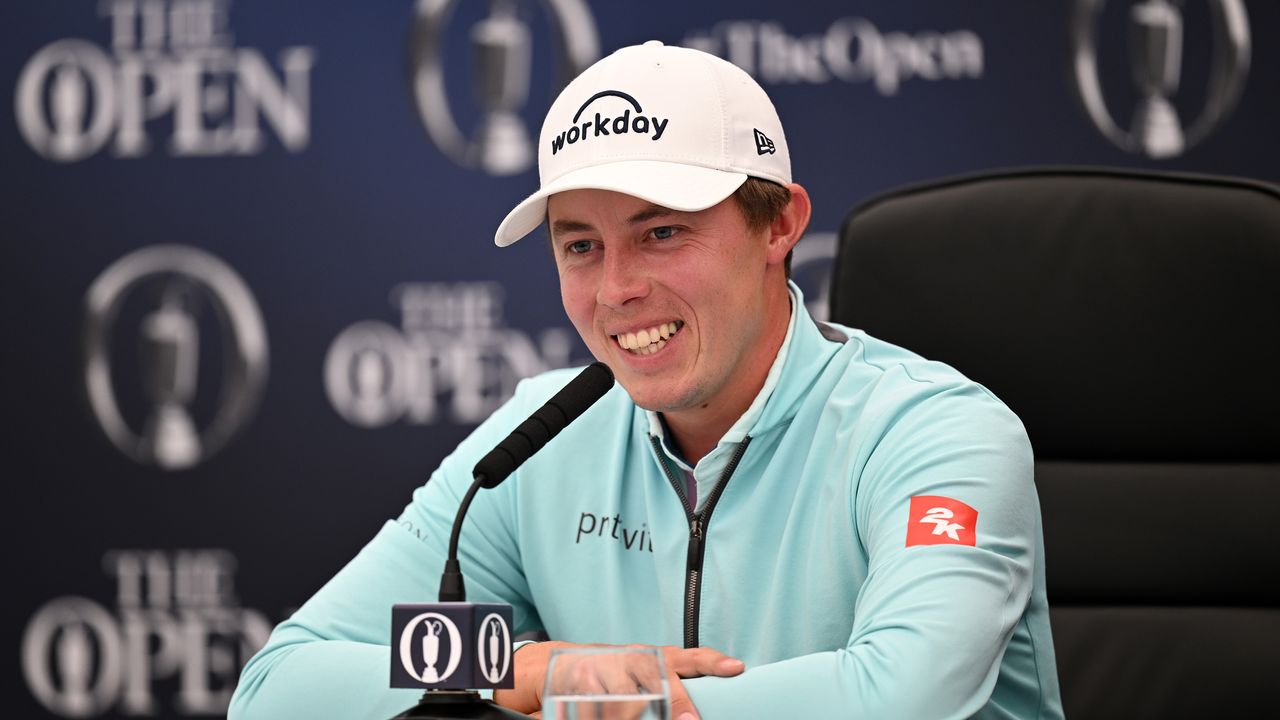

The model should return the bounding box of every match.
[616,321,682,354]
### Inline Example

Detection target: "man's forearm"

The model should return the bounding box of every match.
[229,634,421,719]
[684,647,999,720]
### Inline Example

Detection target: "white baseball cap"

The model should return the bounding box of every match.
[494,40,791,246]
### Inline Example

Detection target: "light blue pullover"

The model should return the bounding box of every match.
[231,284,1063,719]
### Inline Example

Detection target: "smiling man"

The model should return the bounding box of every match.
[547,186,800,464]
[232,42,1063,720]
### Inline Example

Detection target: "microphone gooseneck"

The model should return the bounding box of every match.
[439,362,614,602]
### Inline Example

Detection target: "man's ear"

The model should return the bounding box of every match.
[765,183,812,266]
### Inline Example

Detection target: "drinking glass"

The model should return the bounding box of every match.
[542,646,671,720]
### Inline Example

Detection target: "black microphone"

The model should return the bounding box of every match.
[389,363,614,720]
[472,361,615,488]
[440,362,614,602]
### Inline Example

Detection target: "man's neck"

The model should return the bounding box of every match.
[662,400,751,466]
[660,284,793,465]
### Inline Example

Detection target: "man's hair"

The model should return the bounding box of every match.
[731,178,795,277]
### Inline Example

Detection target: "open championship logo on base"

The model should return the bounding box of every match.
[476,613,512,685]
[390,604,514,690]
[399,613,463,685]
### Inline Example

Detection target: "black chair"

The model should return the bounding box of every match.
[829,167,1280,719]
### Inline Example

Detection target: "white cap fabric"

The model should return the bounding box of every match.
[494,40,791,246]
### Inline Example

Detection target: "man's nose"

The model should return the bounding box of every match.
[596,245,651,309]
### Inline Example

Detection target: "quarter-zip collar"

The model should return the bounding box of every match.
[644,281,841,510]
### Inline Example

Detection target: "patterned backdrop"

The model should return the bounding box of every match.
[3,1,1275,716]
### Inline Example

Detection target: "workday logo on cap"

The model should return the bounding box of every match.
[550,90,670,155]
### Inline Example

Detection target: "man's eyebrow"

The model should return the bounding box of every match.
[626,204,677,225]
[549,218,594,238]
[549,204,678,239]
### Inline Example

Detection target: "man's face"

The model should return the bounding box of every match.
[548,188,779,416]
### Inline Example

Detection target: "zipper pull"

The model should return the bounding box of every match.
[686,518,704,566]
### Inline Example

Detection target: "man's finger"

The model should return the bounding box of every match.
[663,646,745,679]
[666,671,699,720]
[593,652,642,695]
[625,655,664,696]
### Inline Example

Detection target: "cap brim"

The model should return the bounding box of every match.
[494,160,749,246]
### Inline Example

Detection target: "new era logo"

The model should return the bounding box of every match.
[905,495,978,547]
[753,128,775,155]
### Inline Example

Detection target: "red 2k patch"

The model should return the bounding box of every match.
[906,495,978,547]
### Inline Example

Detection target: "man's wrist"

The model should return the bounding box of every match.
[495,639,567,713]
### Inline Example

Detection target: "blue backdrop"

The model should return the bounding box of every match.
[4,1,1275,716]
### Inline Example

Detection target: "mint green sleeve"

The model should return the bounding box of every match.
[684,384,1038,719]
[228,383,546,720]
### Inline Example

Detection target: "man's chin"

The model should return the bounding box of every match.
[615,379,699,415]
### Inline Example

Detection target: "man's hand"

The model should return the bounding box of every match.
[493,642,745,719]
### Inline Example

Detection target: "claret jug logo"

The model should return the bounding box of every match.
[15,0,316,162]
[550,90,670,155]
[1070,0,1250,158]
[83,245,268,470]
[476,613,512,685]
[408,0,600,175]
[399,613,463,684]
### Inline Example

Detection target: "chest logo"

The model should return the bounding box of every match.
[576,511,654,553]
[906,495,977,547]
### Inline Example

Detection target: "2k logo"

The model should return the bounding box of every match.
[906,495,977,547]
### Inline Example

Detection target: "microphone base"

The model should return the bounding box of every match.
[393,690,532,719]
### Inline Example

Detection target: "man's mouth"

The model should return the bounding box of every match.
[613,321,684,356]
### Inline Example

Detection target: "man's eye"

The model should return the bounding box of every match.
[652,226,676,240]
[567,239,594,255]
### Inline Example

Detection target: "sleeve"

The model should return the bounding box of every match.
[228,381,550,720]
[684,382,1040,719]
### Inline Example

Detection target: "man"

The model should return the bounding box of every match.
[231,42,1062,719]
